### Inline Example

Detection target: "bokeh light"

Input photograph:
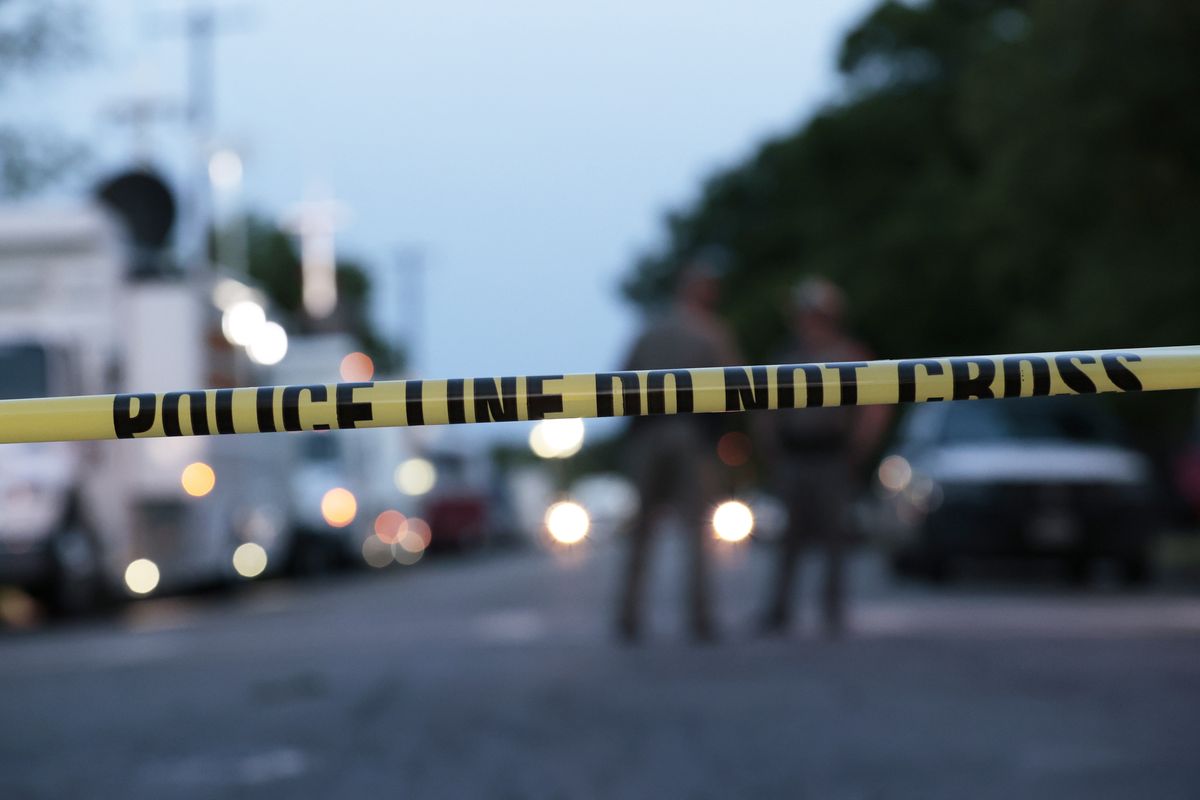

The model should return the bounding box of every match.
[712,500,754,542]
[0,589,38,628]
[394,518,430,565]
[361,535,393,568]
[374,509,407,544]
[124,559,160,595]
[180,462,216,497]
[529,418,586,459]
[717,431,752,467]
[545,500,590,545]
[394,545,424,566]
[212,278,251,310]
[208,148,243,190]
[398,527,427,554]
[247,321,289,366]
[339,351,375,382]
[221,300,265,346]
[232,542,268,578]
[394,458,437,495]
[321,487,357,528]
[406,517,432,550]
[878,455,913,492]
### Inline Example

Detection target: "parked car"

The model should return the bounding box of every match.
[421,449,491,550]
[874,396,1165,584]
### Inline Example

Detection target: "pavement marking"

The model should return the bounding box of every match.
[473,609,549,643]
[141,747,311,787]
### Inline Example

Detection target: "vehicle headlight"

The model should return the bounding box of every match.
[712,500,754,543]
[904,476,944,513]
[545,501,590,545]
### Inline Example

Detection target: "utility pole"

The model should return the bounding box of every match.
[285,197,345,320]
[153,0,251,269]
[395,246,427,374]
[185,4,217,142]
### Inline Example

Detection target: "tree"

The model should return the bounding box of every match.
[0,0,88,197]
[622,0,1200,434]
[235,215,402,373]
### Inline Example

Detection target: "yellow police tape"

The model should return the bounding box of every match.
[1,345,1199,444]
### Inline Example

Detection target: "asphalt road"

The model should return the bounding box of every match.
[2,539,1199,799]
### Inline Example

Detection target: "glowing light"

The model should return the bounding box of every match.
[374,509,407,544]
[321,487,357,528]
[717,431,752,467]
[124,559,160,595]
[394,458,437,495]
[232,542,268,578]
[361,535,393,568]
[878,455,913,492]
[394,545,424,566]
[712,500,754,543]
[212,278,251,310]
[287,199,342,318]
[221,300,265,346]
[208,148,243,190]
[529,418,585,459]
[398,525,427,554]
[406,517,432,550]
[0,589,38,628]
[907,477,943,513]
[301,236,337,318]
[247,321,289,366]
[340,351,375,382]
[180,462,216,497]
[545,501,590,545]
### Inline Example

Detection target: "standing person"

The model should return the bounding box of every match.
[759,277,890,638]
[617,255,740,643]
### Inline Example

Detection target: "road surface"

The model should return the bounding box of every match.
[2,539,1199,799]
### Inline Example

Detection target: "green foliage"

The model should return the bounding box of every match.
[0,128,85,197]
[236,215,403,374]
[0,0,87,84]
[624,0,1200,365]
[0,0,89,198]
[242,216,304,313]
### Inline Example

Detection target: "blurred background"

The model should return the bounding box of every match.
[3,1,1200,797]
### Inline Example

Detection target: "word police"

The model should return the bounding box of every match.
[111,351,1146,439]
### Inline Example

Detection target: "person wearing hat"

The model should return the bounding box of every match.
[616,254,741,643]
[758,277,890,637]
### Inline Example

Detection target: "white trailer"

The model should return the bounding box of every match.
[0,205,291,612]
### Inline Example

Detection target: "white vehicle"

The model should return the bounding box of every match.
[270,335,421,569]
[0,204,290,612]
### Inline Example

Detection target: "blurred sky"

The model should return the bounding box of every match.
[14,0,872,381]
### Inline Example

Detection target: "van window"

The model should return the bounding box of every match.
[0,343,48,400]
[300,432,340,462]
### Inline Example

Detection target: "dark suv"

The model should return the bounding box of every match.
[874,397,1164,584]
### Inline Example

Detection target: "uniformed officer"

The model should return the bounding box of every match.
[617,254,740,643]
[759,277,890,637]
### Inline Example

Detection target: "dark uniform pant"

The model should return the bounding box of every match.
[763,455,852,635]
[618,419,721,639]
